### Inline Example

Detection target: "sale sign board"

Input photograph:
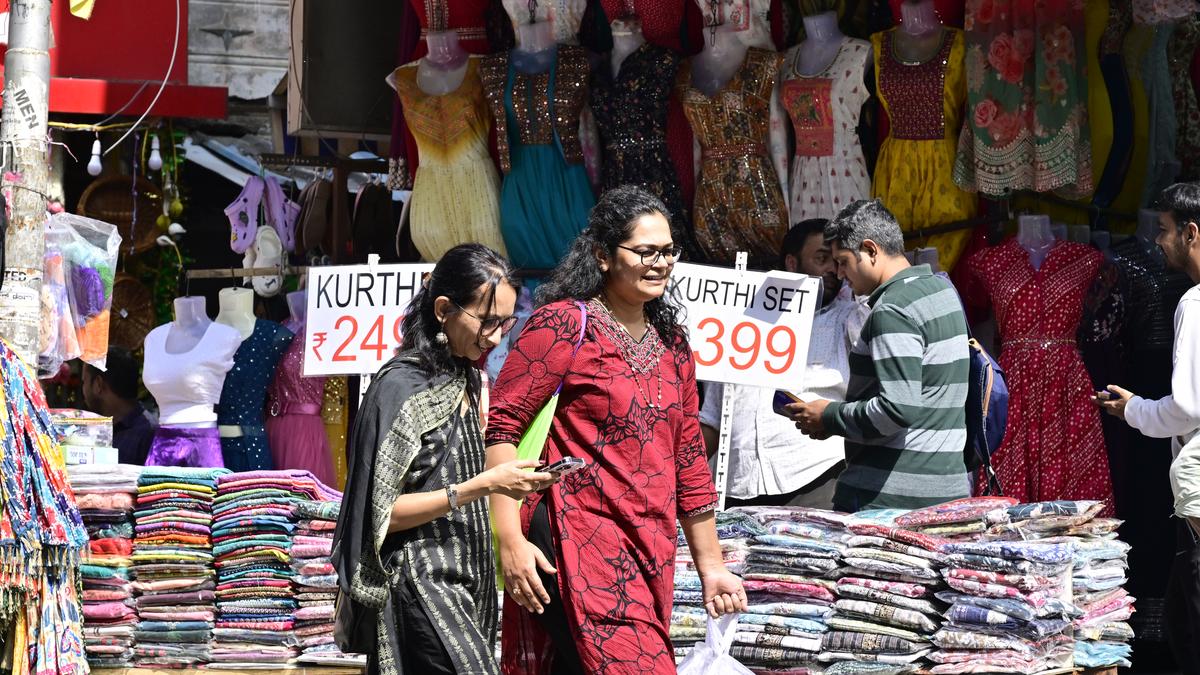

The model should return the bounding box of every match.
[670,262,820,390]
[303,263,434,377]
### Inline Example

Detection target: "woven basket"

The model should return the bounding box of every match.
[78,175,163,255]
[109,274,156,351]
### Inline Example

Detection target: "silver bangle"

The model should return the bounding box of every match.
[446,484,461,512]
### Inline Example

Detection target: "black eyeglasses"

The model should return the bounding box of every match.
[453,302,519,335]
[617,244,684,266]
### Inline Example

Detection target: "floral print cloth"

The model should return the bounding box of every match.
[954,0,1093,197]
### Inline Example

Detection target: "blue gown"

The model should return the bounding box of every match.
[498,49,595,276]
[217,319,294,472]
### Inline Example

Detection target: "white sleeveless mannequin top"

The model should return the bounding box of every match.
[143,322,242,426]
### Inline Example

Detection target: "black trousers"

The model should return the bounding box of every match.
[528,500,587,675]
[369,579,456,675]
[1168,519,1200,675]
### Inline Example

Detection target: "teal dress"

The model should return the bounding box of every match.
[492,48,595,275]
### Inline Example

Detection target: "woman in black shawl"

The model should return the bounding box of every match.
[333,244,556,675]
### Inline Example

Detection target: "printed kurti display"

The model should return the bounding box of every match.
[393,57,508,261]
[954,0,1094,198]
[780,37,872,221]
[677,48,789,268]
[1170,16,1200,181]
[965,240,1113,512]
[871,28,975,271]
[481,47,595,273]
[488,301,717,674]
[591,43,686,232]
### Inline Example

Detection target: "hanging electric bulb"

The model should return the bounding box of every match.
[87,137,103,176]
[148,135,163,171]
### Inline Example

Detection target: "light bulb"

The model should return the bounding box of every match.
[87,139,102,176]
[148,135,163,171]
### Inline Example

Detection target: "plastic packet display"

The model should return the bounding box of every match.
[50,409,115,448]
[44,213,122,370]
[38,247,82,377]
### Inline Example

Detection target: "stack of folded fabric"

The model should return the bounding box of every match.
[132,467,230,667]
[929,539,1078,674]
[71,464,142,667]
[292,499,362,666]
[723,507,854,674]
[815,510,948,674]
[210,470,340,666]
[979,500,1135,669]
[671,510,765,660]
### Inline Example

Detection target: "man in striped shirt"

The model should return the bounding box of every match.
[786,199,971,511]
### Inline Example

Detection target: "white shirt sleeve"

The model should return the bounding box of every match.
[699,381,724,430]
[1126,293,1200,439]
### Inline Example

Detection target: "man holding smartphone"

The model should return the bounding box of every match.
[700,219,867,508]
[1094,182,1200,672]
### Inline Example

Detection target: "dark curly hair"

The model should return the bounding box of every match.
[400,244,520,383]
[535,185,688,346]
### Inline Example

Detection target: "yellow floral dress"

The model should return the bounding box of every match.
[871,27,976,271]
[393,56,507,260]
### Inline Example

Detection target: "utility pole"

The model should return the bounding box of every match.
[0,0,52,364]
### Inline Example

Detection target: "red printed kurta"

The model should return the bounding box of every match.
[965,239,1114,513]
[487,301,717,675]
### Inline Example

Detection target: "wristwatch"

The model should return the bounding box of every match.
[446,484,461,512]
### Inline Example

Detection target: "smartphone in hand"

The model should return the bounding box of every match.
[772,390,803,418]
[537,457,586,477]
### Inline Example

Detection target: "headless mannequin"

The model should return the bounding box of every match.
[287,290,308,326]
[216,288,256,341]
[514,19,557,75]
[795,11,845,76]
[611,18,647,78]
[692,21,748,97]
[916,247,941,273]
[165,297,213,354]
[1018,214,1055,270]
[384,30,471,97]
[894,0,944,64]
[1136,208,1167,265]
[1051,223,1068,241]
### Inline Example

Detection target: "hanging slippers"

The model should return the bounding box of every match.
[225,176,264,254]
[263,176,300,253]
[250,226,284,298]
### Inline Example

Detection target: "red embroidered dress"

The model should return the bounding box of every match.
[965,239,1114,512]
[487,300,717,675]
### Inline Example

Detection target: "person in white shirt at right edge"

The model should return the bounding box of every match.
[700,219,868,509]
[1095,182,1200,673]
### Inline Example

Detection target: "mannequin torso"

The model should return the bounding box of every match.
[416,30,471,96]
[514,20,557,75]
[795,11,845,76]
[287,290,308,327]
[692,22,749,97]
[1018,214,1055,270]
[166,297,213,354]
[1137,208,1165,262]
[215,288,256,341]
[893,0,944,64]
[611,19,647,77]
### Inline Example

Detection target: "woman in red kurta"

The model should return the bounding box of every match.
[487,185,745,674]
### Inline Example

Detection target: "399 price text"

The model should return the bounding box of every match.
[690,317,800,375]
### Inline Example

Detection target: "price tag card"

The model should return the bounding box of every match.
[303,263,435,377]
[671,262,820,390]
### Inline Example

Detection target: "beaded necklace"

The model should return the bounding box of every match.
[588,298,666,408]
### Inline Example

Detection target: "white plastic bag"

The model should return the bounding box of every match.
[676,615,754,675]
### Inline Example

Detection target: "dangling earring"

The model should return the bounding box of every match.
[435,327,449,346]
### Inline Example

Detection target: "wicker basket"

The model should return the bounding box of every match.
[109,273,156,351]
[77,175,163,255]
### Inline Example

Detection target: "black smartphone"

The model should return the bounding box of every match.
[772,390,803,417]
[537,457,586,477]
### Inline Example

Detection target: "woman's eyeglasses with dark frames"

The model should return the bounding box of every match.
[617,245,684,266]
[453,303,519,335]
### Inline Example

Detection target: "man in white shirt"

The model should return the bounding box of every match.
[1095,182,1200,672]
[701,219,868,508]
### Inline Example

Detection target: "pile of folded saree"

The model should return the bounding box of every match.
[291,498,363,666]
[131,467,229,666]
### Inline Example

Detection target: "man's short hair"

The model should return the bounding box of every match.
[1155,182,1200,233]
[824,199,906,256]
[781,219,830,266]
[84,347,140,401]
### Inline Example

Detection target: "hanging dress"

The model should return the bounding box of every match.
[265,321,336,487]
[779,37,872,221]
[965,239,1114,512]
[1094,0,1135,209]
[872,27,976,271]
[393,57,508,261]
[1170,16,1200,181]
[591,43,687,233]
[481,46,595,274]
[677,47,789,269]
[216,319,294,473]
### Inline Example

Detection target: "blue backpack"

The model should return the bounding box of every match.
[964,336,1008,495]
